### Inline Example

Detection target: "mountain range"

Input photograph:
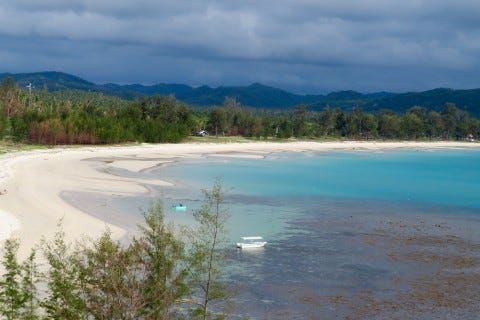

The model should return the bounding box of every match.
[1,71,480,116]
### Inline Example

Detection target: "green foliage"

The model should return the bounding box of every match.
[133,201,189,319]
[0,110,8,139]
[4,71,480,117]
[314,106,337,137]
[51,204,184,320]
[363,88,480,117]
[2,75,480,145]
[79,231,137,319]
[442,102,460,139]
[0,184,235,320]
[275,116,293,139]
[378,111,402,139]
[362,113,378,139]
[403,112,424,139]
[0,81,194,145]
[0,239,23,320]
[41,227,87,320]
[292,105,307,137]
[48,202,189,320]
[20,251,40,320]
[207,107,227,137]
[0,240,40,320]
[188,179,231,319]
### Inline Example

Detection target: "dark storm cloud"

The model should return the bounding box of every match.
[1,1,480,92]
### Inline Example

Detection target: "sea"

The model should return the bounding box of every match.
[66,148,480,319]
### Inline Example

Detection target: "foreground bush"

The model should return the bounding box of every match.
[0,180,231,320]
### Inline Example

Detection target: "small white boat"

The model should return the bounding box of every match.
[171,204,187,211]
[236,236,267,249]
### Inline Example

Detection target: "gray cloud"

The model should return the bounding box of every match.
[1,0,480,93]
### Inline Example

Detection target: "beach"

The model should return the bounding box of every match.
[1,140,479,257]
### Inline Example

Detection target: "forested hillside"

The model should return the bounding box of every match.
[0,77,192,144]
[2,72,480,117]
[1,76,479,145]
[0,71,98,92]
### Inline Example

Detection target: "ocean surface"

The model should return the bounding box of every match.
[68,148,480,319]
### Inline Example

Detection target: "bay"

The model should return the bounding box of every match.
[69,148,480,319]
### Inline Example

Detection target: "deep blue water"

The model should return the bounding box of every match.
[97,149,480,319]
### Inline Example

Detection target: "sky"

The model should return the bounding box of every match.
[1,0,480,94]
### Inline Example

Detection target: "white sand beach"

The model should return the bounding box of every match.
[1,141,479,256]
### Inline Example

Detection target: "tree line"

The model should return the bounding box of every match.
[204,100,480,141]
[0,180,232,320]
[1,77,479,145]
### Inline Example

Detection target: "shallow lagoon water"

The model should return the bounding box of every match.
[149,149,480,318]
[66,149,480,319]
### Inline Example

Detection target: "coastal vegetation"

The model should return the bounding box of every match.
[188,179,231,319]
[3,72,480,117]
[1,76,479,147]
[0,181,231,320]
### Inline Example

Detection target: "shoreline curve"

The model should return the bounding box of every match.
[1,141,479,257]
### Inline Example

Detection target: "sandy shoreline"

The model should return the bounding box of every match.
[1,140,479,256]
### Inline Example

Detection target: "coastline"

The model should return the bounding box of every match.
[1,140,479,257]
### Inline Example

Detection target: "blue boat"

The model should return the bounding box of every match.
[171,204,187,211]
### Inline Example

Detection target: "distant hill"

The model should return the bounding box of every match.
[362,88,480,115]
[101,82,322,107]
[0,71,98,92]
[1,71,480,116]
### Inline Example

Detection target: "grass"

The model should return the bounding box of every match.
[0,140,49,154]
[0,140,145,155]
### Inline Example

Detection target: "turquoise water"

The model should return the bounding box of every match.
[158,149,480,209]
[87,149,480,319]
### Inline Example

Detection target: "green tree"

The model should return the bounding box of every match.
[260,115,274,139]
[238,111,261,137]
[292,104,307,137]
[275,116,292,139]
[455,110,472,139]
[134,201,189,319]
[0,239,24,320]
[0,77,21,117]
[80,231,152,320]
[335,110,347,137]
[188,179,231,319]
[79,231,133,319]
[346,107,363,138]
[407,106,427,122]
[208,107,227,137]
[378,111,402,139]
[316,106,336,137]
[0,111,8,139]
[361,113,378,139]
[19,250,40,320]
[78,202,189,320]
[426,111,444,139]
[41,226,87,320]
[441,103,459,139]
[402,113,423,139]
[224,97,241,135]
